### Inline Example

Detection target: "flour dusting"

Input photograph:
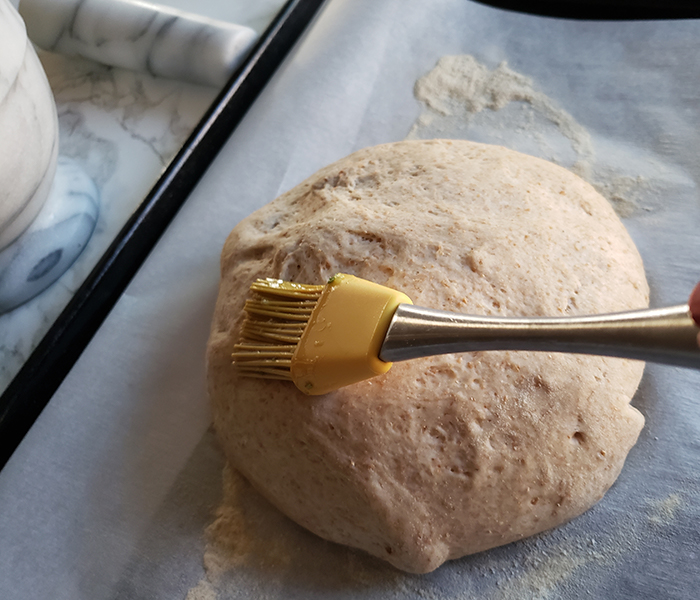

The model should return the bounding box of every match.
[648,493,683,526]
[198,465,298,583]
[184,579,218,600]
[593,174,650,218]
[186,462,652,599]
[185,464,404,598]
[408,55,594,179]
[406,55,677,218]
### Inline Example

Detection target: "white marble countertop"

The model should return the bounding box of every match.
[1,0,700,598]
[0,0,285,396]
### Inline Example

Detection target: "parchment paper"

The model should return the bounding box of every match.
[1,0,699,598]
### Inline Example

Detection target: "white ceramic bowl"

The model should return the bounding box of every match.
[0,0,59,250]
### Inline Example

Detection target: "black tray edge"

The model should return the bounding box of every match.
[475,0,700,20]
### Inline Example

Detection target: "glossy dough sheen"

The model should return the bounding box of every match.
[207,140,648,573]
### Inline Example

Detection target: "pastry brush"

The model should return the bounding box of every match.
[232,274,700,395]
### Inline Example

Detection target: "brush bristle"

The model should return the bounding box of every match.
[232,278,325,380]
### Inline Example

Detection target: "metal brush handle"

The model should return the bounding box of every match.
[380,284,700,369]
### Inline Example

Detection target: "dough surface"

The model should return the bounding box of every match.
[207,139,648,573]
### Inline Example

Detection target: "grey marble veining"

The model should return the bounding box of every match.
[0,0,283,395]
[0,0,99,316]
[0,157,99,314]
[0,40,219,394]
[0,1,284,396]
[19,0,259,87]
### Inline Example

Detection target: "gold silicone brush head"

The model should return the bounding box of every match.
[232,274,412,395]
[233,276,700,394]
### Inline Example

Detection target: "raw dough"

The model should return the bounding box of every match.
[207,139,648,573]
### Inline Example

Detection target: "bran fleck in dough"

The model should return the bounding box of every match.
[207,139,648,573]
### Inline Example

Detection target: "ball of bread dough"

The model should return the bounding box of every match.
[207,139,648,573]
